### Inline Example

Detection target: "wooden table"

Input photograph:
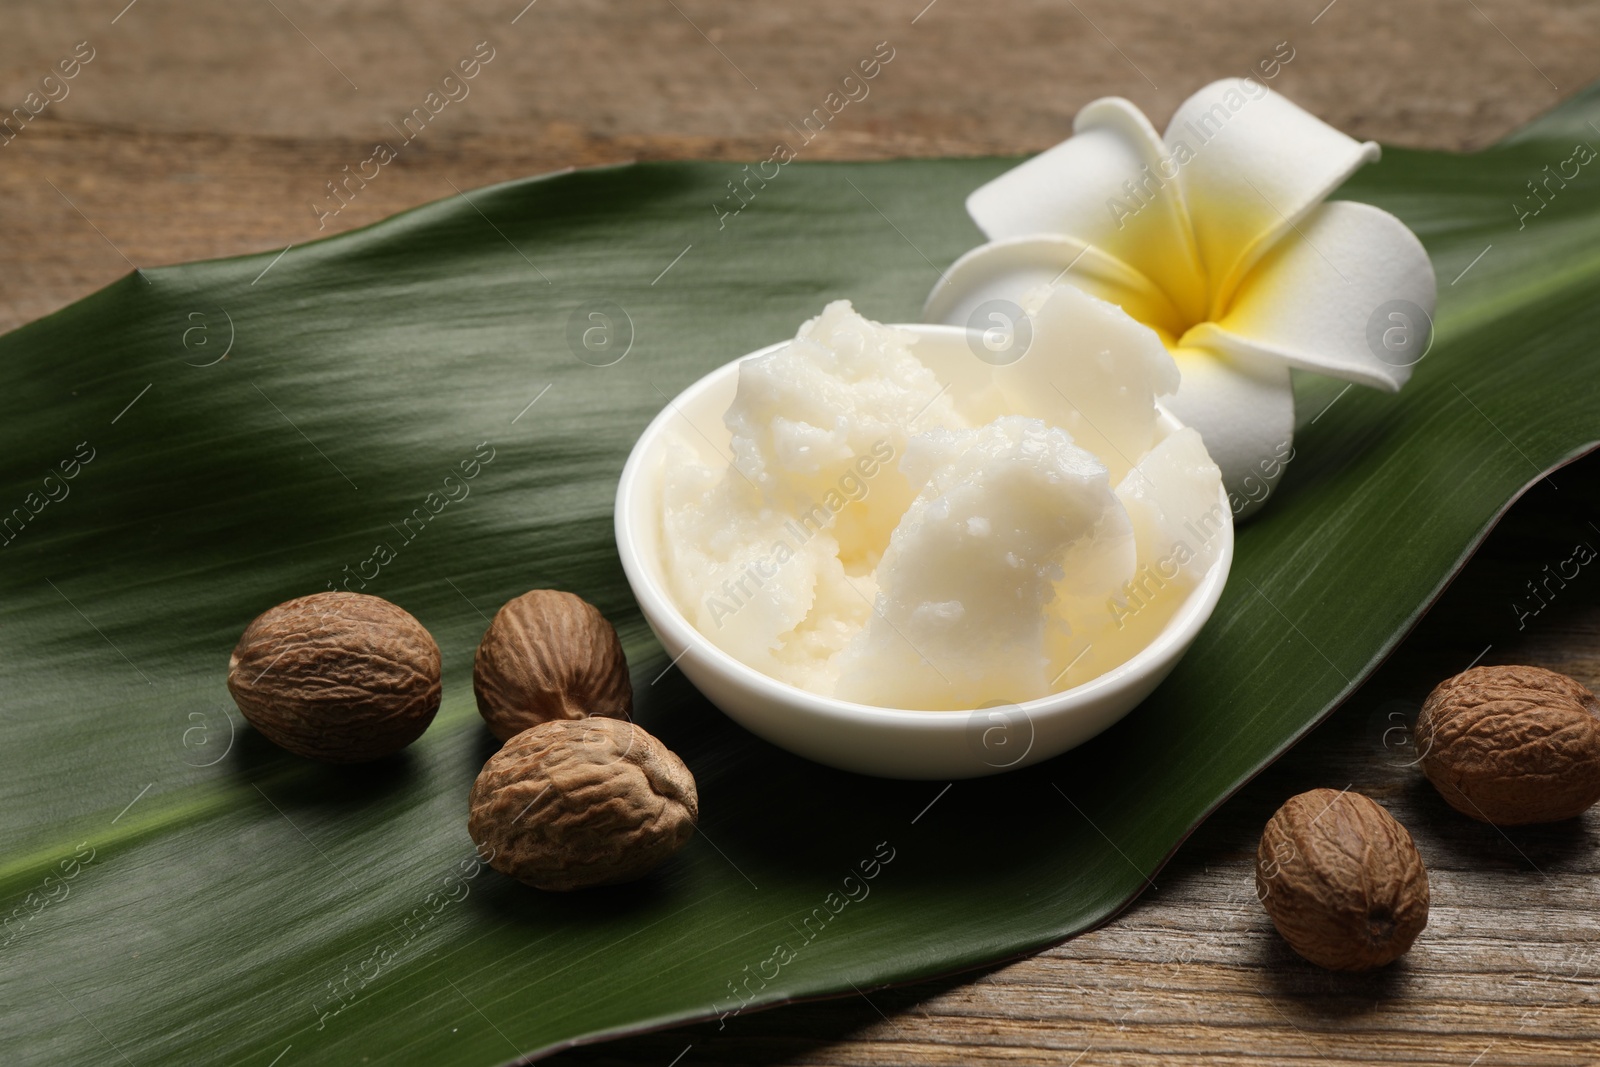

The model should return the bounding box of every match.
[5,2,1599,1063]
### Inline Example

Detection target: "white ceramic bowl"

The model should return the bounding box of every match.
[615,324,1233,780]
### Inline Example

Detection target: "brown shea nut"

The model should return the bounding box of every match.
[227,591,441,763]
[1416,664,1600,825]
[1256,789,1429,971]
[468,717,697,891]
[473,589,632,742]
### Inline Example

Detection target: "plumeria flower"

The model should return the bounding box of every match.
[924,78,1437,517]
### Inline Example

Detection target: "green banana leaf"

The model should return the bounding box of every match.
[4,80,1600,1065]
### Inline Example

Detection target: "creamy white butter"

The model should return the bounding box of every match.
[658,290,1224,710]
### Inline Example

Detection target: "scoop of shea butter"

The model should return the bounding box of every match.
[834,416,1129,710]
[989,283,1181,483]
[724,300,968,567]
[1046,427,1225,690]
[661,438,869,694]
[1115,426,1227,585]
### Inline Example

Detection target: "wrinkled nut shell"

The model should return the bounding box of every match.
[227,591,441,763]
[468,717,697,891]
[1256,789,1429,971]
[1416,664,1600,826]
[473,589,633,742]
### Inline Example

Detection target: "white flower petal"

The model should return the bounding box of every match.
[924,236,1188,346]
[1166,78,1379,314]
[1185,200,1437,391]
[966,97,1208,324]
[1160,344,1295,519]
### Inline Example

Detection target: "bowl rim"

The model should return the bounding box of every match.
[614,322,1234,728]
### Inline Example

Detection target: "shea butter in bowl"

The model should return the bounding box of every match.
[615,290,1232,779]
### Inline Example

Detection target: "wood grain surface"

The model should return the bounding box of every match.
[5,2,1600,1064]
